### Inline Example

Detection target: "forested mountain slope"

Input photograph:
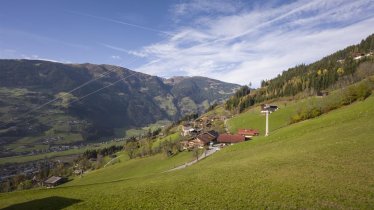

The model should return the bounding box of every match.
[0,59,239,153]
[226,33,374,112]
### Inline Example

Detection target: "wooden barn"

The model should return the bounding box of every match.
[217,134,245,144]
[44,176,66,188]
[237,129,260,138]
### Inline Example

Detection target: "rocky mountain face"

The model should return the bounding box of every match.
[0,59,239,145]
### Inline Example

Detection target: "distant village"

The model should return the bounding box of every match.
[0,138,125,192]
[178,104,279,150]
[0,104,279,191]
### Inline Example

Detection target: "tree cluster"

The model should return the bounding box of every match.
[225,34,374,113]
[0,159,72,193]
[225,86,252,112]
[177,113,199,124]
[124,136,184,159]
[83,145,123,159]
[290,79,373,124]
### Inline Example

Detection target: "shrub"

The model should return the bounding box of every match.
[310,107,322,118]
[290,114,302,124]
[356,82,372,101]
[321,93,342,113]
[341,86,358,105]
[17,180,33,190]
[291,79,373,125]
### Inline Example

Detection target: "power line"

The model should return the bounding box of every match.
[0,61,138,128]
[69,71,139,105]
[0,67,111,126]
[23,67,117,116]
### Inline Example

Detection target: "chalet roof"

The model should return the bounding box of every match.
[207,130,219,138]
[217,134,245,143]
[44,176,62,184]
[261,104,278,111]
[196,131,218,144]
[352,52,365,57]
[237,129,259,136]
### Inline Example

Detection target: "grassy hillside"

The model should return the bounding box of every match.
[1,96,374,209]
[64,151,194,187]
[227,80,372,135]
[227,99,301,134]
[152,132,181,149]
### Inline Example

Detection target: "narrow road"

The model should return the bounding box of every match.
[166,147,219,172]
[104,155,122,168]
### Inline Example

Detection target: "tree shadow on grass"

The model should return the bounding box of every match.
[1,196,82,210]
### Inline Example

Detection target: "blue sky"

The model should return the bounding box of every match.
[1,0,374,86]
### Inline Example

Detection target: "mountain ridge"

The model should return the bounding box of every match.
[0,59,239,154]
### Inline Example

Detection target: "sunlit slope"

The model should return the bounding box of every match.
[227,99,301,134]
[1,97,374,209]
[64,151,193,186]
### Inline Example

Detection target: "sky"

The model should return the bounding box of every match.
[1,0,374,87]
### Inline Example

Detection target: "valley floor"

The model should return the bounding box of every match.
[1,97,374,209]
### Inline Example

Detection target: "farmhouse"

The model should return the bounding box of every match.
[353,52,365,60]
[261,104,279,113]
[237,129,259,138]
[180,141,189,150]
[194,117,213,129]
[188,130,219,148]
[196,131,218,144]
[217,134,245,144]
[352,51,373,60]
[44,176,65,187]
[181,124,193,136]
[188,139,205,148]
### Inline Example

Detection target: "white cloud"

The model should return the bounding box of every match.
[111,55,121,60]
[127,50,147,58]
[102,43,147,58]
[134,0,374,86]
[170,0,243,18]
[68,11,174,36]
[101,43,128,53]
[19,54,71,63]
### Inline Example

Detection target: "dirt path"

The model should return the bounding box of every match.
[104,155,122,168]
[165,147,219,172]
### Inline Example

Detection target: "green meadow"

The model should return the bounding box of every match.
[227,99,301,134]
[152,132,181,149]
[1,96,374,209]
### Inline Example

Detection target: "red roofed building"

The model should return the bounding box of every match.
[217,134,245,144]
[237,129,259,138]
